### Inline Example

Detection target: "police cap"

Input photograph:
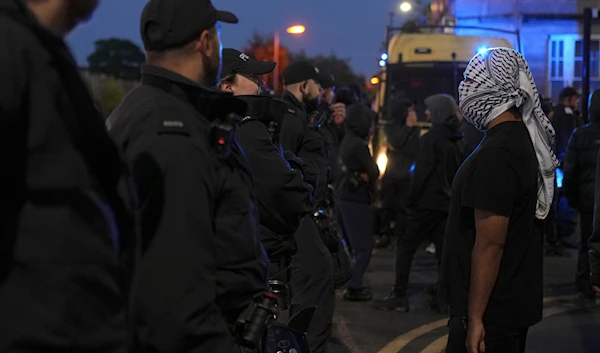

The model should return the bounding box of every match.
[282,61,322,86]
[141,0,238,51]
[221,48,276,78]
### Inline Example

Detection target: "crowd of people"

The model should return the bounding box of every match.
[3,1,600,353]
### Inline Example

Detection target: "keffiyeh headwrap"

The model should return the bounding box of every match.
[458,47,558,220]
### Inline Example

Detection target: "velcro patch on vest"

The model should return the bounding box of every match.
[158,119,191,136]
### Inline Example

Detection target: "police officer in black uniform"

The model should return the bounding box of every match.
[0,0,133,352]
[218,48,314,285]
[280,61,335,353]
[107,1,270,352]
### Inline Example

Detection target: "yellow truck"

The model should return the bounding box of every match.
[373,32,514,176]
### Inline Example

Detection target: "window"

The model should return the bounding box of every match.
[574,40,600,79]
[548,36,600,103]
[550,39,565,79]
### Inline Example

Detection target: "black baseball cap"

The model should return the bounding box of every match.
[221,48,276,78]
[319,71,335,89]
[282,61,322,86]
[140,0,238,51]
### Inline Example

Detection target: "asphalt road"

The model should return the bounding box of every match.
[328,238,600,353]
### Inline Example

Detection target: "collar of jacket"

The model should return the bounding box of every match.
[140,64,248,122]
[282,90,306,114]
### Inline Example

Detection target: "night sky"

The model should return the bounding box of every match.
[66,0,421,77]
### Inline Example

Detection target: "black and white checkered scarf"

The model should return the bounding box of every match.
[458,47,558,220]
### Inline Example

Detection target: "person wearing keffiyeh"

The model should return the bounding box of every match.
[439,48,557,353]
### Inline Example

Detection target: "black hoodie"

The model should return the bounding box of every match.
[563,90,600,213]
[336,105,380,204]
[407,94,464,212]
[234,95,314,259]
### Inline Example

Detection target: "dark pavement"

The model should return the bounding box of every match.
[329,235,600,353]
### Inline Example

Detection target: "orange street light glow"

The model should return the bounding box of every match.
[286,25,306,34]
[371,77,380,85]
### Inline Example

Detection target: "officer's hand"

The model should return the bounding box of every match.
[332,103,346,126]
[593,286,600,294]
[360,173,369,182]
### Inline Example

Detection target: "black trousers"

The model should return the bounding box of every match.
[394,208,447,296]
[290,217,335,353]
[380,179,411,238]
[576,212,595,297]
[446,316,529,353]
[337,200,374,290]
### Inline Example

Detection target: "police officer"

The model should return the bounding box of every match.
[218,48,314,283]
[280,61,335,353]
[0,0,133,352]
[107,1,270,351]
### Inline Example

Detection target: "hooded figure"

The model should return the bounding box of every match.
[563,89,600,305]
[336,104,379,301]
[407,94,464,211]
[378,98,420,247]
[372,93,464,313]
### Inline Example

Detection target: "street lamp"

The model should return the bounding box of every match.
[273,24,306,92]
[399,2,412,12]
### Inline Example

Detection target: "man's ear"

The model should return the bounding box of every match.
[198,28,218,57]
[220,82,234,93]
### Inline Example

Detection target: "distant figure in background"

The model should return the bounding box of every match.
[373,94,464,313]
[542,98,569,256]
[553,87,583,250]
[563,89,600,307]
[336,105,380,301]
[378,99,420,249]
[553,87,583,163]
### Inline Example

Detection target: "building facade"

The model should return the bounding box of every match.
[442,0,600,102]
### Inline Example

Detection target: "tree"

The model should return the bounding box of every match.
[87,38,145,80]
[289,50,366,90]
[99,77,125,118]
[242,32,292,91]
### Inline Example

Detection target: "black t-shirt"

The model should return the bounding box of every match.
[440,120,543,328]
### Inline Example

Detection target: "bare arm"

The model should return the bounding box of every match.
[468,209,509,323]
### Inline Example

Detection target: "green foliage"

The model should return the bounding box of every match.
[289,50,366,88]
[87,38,145,80]
[99,77,125,117]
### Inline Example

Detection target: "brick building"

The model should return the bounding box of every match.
[433,0,600,102]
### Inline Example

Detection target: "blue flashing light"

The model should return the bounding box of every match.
[409,162,416,174]
[381,53,388,60]
[379,60,386,67]
[556,167,564,189]
[477,46,488,54]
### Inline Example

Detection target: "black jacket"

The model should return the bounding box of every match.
[383,124,420,181]
[563,91,600,213]
[107,65,268,353]
[408,120,464,212]
[234,95,313,259]
[279,91,327,206]
[336,105,380,204]
[0,1,132,351]
[552,104,585,164]
[589,145,600,288]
